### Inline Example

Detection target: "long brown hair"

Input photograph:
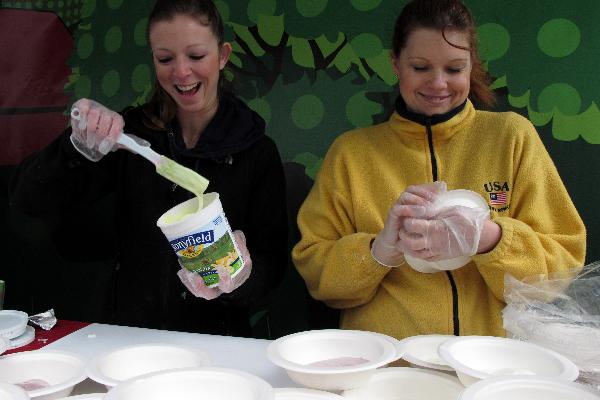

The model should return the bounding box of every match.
[392,0,495,108]
[142,0,226,130]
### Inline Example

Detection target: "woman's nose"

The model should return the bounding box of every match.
[429,71,447,88]
[173,59,191,78]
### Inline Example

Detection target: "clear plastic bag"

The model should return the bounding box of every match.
[502,261,600,390]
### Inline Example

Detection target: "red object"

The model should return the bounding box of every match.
[0,9,73,165]
[4,320,90,355]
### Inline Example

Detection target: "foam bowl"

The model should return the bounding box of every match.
[0,350,87,400]
[0,336,9,355]
[0,382,30,400]
[86,343,211,388]
[398,334,455,372]
[274,388,344,399]
[342,367,464,399]
[459,376,600,400]
[267,329,404,391]
[438,336,579,387]
[103,367,273,400]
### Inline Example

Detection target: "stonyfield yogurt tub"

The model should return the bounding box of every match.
[157,193,245,288]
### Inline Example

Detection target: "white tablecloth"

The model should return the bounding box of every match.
[43,323,297,394]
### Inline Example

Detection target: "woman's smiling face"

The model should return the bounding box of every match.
[391,27,472,116]
[149,14,231,115]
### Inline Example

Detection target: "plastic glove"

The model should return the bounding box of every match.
[371,202,427,267]
[398,181,447,206]
[371,182,445,267]
[399,205,490,261]
[69,98,124,162]
[177,230,253,300]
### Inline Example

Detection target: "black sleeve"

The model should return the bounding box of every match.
[220,137,288,306]
[9,128,117,218]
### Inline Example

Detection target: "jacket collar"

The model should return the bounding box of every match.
[390,95,475,140]
[168,92,265,160]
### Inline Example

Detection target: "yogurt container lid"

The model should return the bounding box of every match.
[8,325,35,350]
[0,310,28,339]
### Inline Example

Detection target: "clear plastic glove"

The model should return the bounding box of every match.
[70,98,124,161]
[371,203,427,267]
[398,181,447,206]
[400,205,490,261]
[177,230,252,300]
[371,182,445,267]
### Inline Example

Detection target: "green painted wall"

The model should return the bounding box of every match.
[1,0,598,336]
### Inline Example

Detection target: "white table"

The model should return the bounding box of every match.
[43,323,298,395]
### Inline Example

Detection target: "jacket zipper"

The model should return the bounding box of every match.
[425,118,460,336]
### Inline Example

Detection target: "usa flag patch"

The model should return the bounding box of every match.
[489,192,507,206]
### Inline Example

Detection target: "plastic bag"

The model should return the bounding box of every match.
[502,261,600,390]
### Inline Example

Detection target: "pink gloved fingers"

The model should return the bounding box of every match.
[400,181,447,205]
[99,114,124,154]
[371,203,427,267]
[176,267,222,300]
[402,205,489,260]
[215,265,234,294]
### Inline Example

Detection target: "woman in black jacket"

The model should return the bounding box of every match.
[9,0,287,337]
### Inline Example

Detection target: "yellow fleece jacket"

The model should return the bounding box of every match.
[292,100,586,340]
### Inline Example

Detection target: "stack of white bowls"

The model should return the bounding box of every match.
[0,310,35,351]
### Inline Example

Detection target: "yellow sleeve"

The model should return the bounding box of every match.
[291,136,390,309]
[472,117,586,300]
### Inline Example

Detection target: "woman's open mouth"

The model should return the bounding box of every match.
[175,82,201,96]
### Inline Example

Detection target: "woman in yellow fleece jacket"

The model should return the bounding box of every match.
[292,0,585,340]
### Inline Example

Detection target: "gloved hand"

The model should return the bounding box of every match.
[371,182,446,267]
[69,98,124,161]
[400,205,490,261]
[371,203,427,267]
[177,230,253,300]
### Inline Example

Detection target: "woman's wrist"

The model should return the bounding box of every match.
[477,220,502,254]
[370,237,405,268]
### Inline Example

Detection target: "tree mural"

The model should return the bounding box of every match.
[4,0,598,173]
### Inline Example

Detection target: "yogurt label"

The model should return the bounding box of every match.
[172,212,243,287]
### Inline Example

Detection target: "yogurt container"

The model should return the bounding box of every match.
[157,193,245,288]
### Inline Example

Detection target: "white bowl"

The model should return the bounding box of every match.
[55,395,105,400]
[399,334,455,372]
[267,329,404,391]
[103,367,273,400]
[404,189,488,273]
[0,383,30,400]
[0,310,29,339]
[342,367,464,399]
[459,376,600,400]
[438,336,579,387]
[86,343,210,388]
[0,350,87,400]
[274,388,344,399]
[0,336,8,355]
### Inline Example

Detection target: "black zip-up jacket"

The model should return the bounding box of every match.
[9,93,288,336]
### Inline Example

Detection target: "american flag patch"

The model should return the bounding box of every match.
[489,192,507,206]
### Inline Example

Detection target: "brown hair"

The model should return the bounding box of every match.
[392,0,495,108]
[142,0,226,130]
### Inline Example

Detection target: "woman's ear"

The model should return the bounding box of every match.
[219,42,232,70]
